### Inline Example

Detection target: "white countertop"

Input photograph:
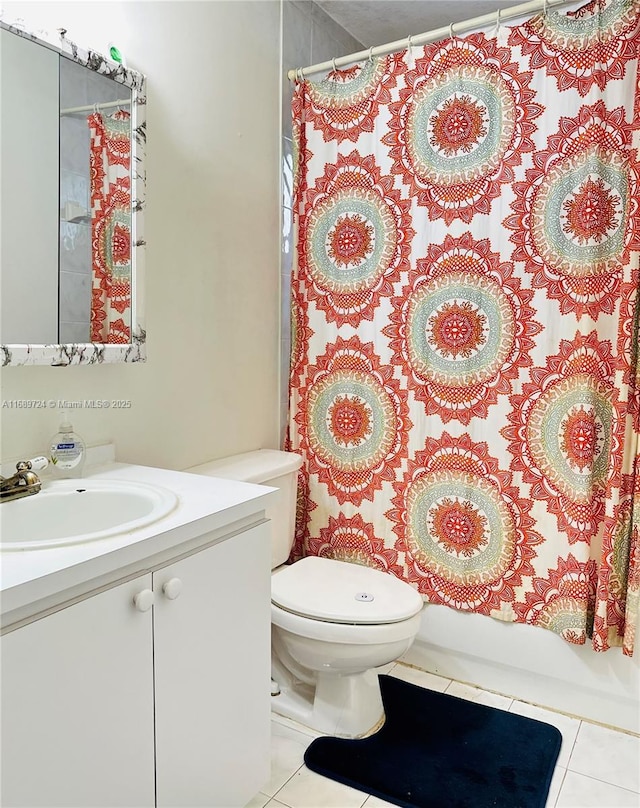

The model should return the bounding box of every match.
[0,460,275,628]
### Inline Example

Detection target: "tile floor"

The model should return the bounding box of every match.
[245,662,640,808]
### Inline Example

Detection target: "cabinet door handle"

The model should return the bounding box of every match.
[162,578,182,600]
[133,589,154,612]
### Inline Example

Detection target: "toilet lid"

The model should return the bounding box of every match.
[271,556,423,624]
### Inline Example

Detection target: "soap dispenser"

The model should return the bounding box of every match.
[49,411,86,478]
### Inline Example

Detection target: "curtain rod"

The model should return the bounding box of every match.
[287,0,577,80]
[60,98,131,116]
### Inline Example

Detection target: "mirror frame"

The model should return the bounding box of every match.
[0,16,146,366]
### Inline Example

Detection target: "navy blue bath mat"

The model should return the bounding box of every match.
[304,674,561,808]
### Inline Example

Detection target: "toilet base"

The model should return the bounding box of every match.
[271,661,384,738]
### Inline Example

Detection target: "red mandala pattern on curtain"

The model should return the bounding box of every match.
[387,433,543,614]
[616,271,640,392]
[289,283,314,390]
[513,554,598,644]
[289,465,316,563]
[382,34,543,224]
[501,332,627,544]
[294,335,411,506]
[291,82,313,206]
[299,151,415,327]
[591,481,635,651]
[383,232,542,424]
[289,0,640,655]
[307,512,405,578]
[509,0,640,97]
[302,54,405,143]
[614,466,640,654]
[88,109,132,344]
[506,101,640,320]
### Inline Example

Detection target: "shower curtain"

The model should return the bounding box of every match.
[288,0,640,655]
[88,109,132,344]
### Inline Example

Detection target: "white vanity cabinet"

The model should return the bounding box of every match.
[153,523,271,807]
[1,573,156,807]
[0,522,271,808]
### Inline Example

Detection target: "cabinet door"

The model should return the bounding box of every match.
[1,575,155,808]
[154,524,271,808]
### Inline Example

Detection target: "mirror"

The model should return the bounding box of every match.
[0,18,146,365]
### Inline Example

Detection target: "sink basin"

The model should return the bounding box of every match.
[1,479,179,550]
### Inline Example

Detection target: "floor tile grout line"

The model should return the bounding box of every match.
[559,768,640,796]
[272,762,373,808]
[267,791,295,808]
[563,719,582,772]
[444,678,514,709]
[565,764,640,795]
[271,762,307,804]
[550,766,569,808]
[563,716,640,792]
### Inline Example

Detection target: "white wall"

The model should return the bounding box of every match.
[0,1,282,469]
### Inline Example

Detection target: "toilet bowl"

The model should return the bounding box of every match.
[186,450,423,738]
[271,555,423,736]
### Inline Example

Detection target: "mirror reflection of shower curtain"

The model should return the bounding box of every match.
[87,109,131,343]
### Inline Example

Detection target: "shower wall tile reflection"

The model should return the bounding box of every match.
[60,163,91,341]
[282,139,294,211]
[59,269,91,329]
[60,216,91,275]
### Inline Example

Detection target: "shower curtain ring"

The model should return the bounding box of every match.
[368,45,374,62]
[543,0,548,17]
[449,22,455,40]
[331,57,337,73]
[495,8,502,34]
[406,34,413,51]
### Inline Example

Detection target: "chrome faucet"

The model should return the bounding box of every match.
[0,460,43,502]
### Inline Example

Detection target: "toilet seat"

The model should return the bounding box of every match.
[271,556,423,625]
[272,601,423,645]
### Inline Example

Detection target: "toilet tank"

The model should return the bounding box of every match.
[185,450,303,569]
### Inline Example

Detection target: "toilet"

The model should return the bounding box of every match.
[186,449,423,738]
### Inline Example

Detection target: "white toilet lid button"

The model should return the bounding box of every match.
[271,556,423,624]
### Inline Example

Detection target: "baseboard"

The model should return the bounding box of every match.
[402,640,639,735]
